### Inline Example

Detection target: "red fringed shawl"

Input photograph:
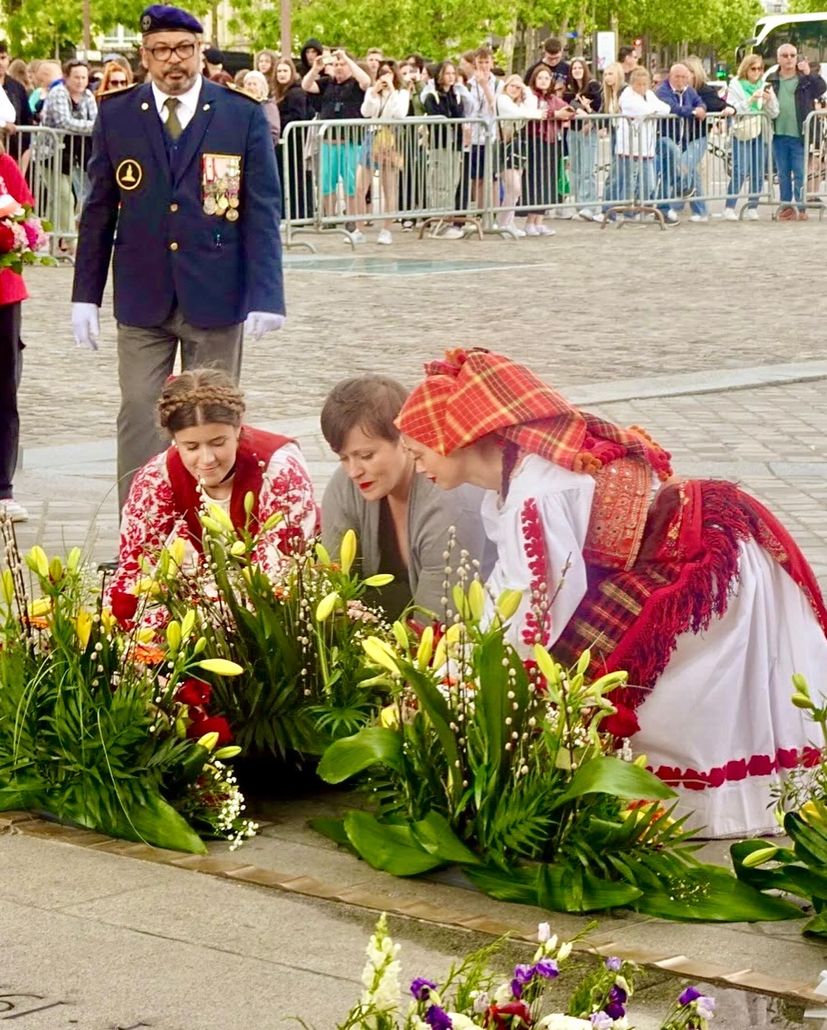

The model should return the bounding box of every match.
[166,425,292,552]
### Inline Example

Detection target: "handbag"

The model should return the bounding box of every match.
[373,125,404,169]
[732,113,763,142]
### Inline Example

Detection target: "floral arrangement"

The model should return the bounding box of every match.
[315,577,800,922]
[314,915,716,1030]
[0,193,54,273]
[0,516,255,852]
[147,513,394,761]
[731,673,827,936]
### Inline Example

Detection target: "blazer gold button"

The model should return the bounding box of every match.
[169,203,179,212]
[169,241,179,251]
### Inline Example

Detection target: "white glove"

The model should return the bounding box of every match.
[72,302,100,351]
[243,311,285,341]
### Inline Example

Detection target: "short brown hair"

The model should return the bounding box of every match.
[543,37,563,55]
[320,375,409,453]
[474,47,492,62]
[157,368,245,434]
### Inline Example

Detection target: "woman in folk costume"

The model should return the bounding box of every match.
[397,348,827,838]
[111,368,318,600]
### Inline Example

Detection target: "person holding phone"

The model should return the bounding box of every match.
[523,64,574,235]
[725,55,778,220]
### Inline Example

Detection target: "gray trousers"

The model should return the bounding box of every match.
[116,307,243,510]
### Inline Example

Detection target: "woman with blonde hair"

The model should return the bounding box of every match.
[496,74,539,235]
[596,61,625,220]
[243,69,281,147]
[682,55,733,222]
[724,53,777,220]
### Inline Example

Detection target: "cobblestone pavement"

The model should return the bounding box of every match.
[12,219,827,587]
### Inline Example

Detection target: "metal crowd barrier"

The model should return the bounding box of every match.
[803,109,827,212]
[10,125,94,257]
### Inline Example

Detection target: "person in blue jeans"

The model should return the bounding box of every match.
[766,46,826,220]
[654,64,707,224]
[724,55,778,220]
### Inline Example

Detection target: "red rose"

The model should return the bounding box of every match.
[187,714,233,746]
[486,1001,533,1029]
[110,589,139,626]
[602,703,640,738]
[0,223,15,253]
[176,678,212,708]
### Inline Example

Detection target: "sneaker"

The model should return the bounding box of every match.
[377,229,392,245]
[798,209,809,221]
[554,208,574,219]
[689,214,709,223]
[592,212,605,223]
[510,227,526,238]
[441,226,464,239]
[664,211,679,225]
[743,208,759,221]
[577,208,595,221]
[777,207,796,221]
[348,229,366,243]
[524,224,540,236]
[536,225,556,236]
[722,207,738,221]
[0,498,28,522]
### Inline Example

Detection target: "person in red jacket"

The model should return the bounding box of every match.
[0,150,34,522]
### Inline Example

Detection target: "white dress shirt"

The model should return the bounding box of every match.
[151,74,203,132]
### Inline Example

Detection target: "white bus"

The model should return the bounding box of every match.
[737,12,827,78]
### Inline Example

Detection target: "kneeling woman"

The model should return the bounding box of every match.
[113,369,318,597]
[397,349,827,838]
[320,374,492,620]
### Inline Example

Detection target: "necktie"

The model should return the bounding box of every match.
[164,96,183,141]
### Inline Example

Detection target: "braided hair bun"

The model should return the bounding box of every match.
[157,369,246,435]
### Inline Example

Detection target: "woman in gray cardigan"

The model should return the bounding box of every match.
[320,375,492,620]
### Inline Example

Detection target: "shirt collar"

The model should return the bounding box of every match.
[151,74,203,116]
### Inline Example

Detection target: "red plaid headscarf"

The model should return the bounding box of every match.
[396,349,672,480]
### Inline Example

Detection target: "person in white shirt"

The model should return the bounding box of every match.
[358,59,410,245]
[465,47,502,213]
[615,66,669,209]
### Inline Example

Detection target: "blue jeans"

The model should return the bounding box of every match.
[681,136,708,216]
[772,134,805,208]
[569,128,598,206]
[614,155,655,205]
[726,137,765,209]
[655,136,683,211]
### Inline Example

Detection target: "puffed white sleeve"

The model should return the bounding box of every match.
[484,475,594,654]
[252,442,319,572]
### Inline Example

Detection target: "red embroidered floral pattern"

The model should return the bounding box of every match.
[111,444,317,600]
[520,497,552,647]
[652,746,822,791]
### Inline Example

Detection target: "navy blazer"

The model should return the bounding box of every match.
[72,78,284,329]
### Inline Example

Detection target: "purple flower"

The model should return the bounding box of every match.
[696,995,716,1019]
[425,1004,453,1029]
[513,963,535,985]
[534,958,559,979]
[609,984,627,1004]
[510,978,523,1000]
[411,977,438,1001]
[679,986,702,1006]
[604,957,622,972]
[605,1000,625,1020]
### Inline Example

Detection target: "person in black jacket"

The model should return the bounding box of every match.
[766,45,827,219]
[683,55,735,222]
[0,42,33,171]
[274,58,313,221]
[422,61,470,237]
[562,58,601,219]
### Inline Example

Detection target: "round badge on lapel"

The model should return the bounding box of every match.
[141,102,149,110]
[116,158,143,191]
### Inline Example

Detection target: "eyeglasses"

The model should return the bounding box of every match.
[110,77,128,85]
[144,41,197,62]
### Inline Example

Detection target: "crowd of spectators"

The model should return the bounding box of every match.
[0,33,823,244]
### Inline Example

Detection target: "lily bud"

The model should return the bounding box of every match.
[261,512,283,532]
[792,672,811,696]
[468,579,486,622]
[433,635,448,670]
[740,845,779,868]
[168,536,187,569]
[576,649,592,676]
[556,941,573,961]
[315,542,332,565]
[495,588,522,622]
[452,583,470,620]
[379,704,399,729]
[792,693,815,710]
[197,731,220,751]
[28,596,51,617]
[800,800,826,827]
[175,717,188,738]
[197,657,244,676]
[67,546,82,572]
[315,591,340,622]
[75,609,93,648]
[1,569,13,606]
[339,529,357,576]
[207,503,234,532]
[26,545,49,578]
[166,620,182,653]
[243,491,255,516]
[181,609,196,639]
[200,515,222,534]
[362,636,400,675]
[392,621,409,650]
[362,573,394,587]
[135,626,155,644]
[48,556,63,582]
[416,626,434,669]
[214,745,242,760]
[532,644,558,686]
[193,635,207,655]
[446,622,463,644]
[230,540,246,557]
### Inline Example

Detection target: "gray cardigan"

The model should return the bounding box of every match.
[321,464,493,618]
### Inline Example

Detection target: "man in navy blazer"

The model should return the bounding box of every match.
[71,4,285,508]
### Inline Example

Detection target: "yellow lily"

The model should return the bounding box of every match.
[197,658,244,677]
[340,529,357,576]
[26,545,49,578]
[75,609,93,649]
[315,591,340,622]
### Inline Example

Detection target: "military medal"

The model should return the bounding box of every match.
[225,208,239,221]
[202,153,243,219]
[203,197,217,215]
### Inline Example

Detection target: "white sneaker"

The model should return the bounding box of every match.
[348,229,366,244]
[743,208,759,221]
[0,498,28,522]
[722,208,739,221]
[577,208,595,221]
[524,224,540,236]
[664,211,679,225]
[689,214,709,223]
[554,208,574,219]
[592,212,605,223]
[536,225,556,236]
[441,226,464,239]
[377,229,392,245]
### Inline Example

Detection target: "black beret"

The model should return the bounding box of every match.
[140,5,203,35]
